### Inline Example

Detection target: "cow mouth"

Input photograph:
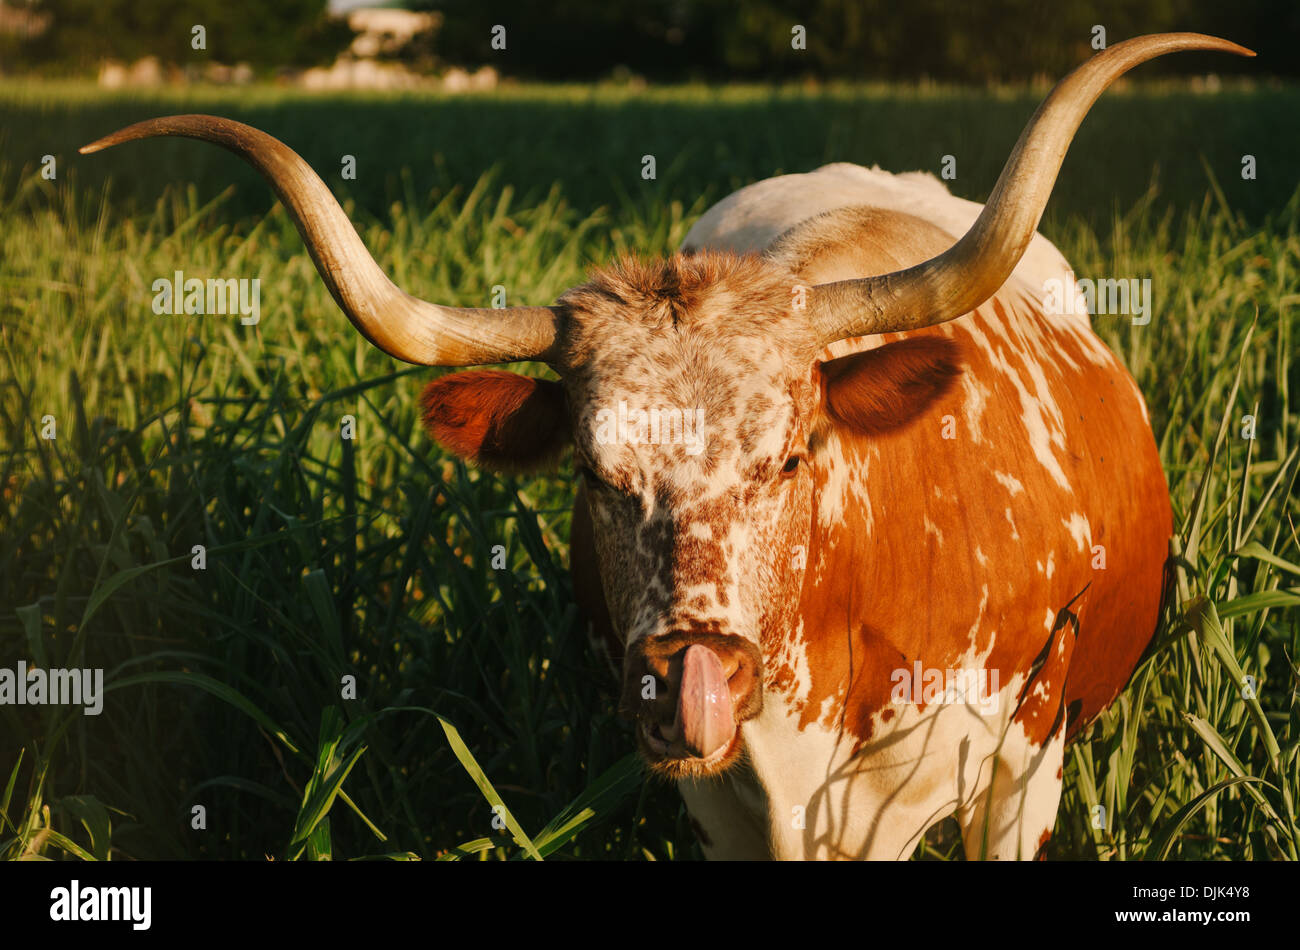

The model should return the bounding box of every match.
[636,642,749,779]
[638,720,746,779]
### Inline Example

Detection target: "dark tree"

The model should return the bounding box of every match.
[5,0,350,73]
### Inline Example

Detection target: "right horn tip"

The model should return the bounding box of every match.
[1190,33,1256,58]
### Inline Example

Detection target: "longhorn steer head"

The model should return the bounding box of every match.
[82,34,1252,779]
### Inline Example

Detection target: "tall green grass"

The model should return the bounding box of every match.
[1,81,1297,859]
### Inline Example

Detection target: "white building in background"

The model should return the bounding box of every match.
[0,0,51,40]
[78,1,497,91]
[300,6,440,90]
[345,7,440,59]
[302,5,499,91]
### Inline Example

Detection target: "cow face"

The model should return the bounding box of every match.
[421,251,962,779]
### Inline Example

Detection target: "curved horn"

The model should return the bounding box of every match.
[81,115,559,366]
[808,33,1254,346]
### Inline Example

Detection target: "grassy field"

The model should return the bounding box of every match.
[1,79,1298,860]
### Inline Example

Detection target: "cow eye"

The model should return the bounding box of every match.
[781,454,803,478]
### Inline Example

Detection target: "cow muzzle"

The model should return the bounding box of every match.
[620,631,763,777]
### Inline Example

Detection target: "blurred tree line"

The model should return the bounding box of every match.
[2,0,1294,79]
[0,0,350,73]
[418,0,1295,80]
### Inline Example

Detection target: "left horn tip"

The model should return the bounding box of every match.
[79,118,192,155]
[79,131,128,154]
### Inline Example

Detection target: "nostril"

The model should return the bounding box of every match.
[643,717,679,754]
[726,655,757,701]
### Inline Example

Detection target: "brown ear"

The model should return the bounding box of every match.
[420,370,569,472]
[820,336,964,436]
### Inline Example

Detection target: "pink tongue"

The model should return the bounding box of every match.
[677,644,736,758]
